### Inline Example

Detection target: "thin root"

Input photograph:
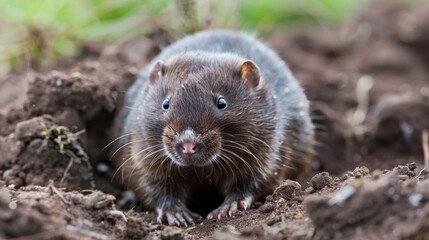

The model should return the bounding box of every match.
[423,130,429,168]
[109,210,127,222]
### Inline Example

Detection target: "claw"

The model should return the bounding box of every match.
[157,215,163,224]
[239,200,247,210]
[175,212,187,227]
[156,208,164,224]
[228,201,238,216]
[156,207,201,226]
[166,212,180,226]
[206,210,216,220]
[207,196,253,220]
[183,212,195,225]
[218,204,229,219]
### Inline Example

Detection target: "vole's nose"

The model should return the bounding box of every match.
[181,142,198,155]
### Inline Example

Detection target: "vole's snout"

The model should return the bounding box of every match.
[168,128,207,166]
[175,132,205,158]
[181,142,198,155]
[163,125,221,166]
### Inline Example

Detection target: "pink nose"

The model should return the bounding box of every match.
[182,142,198,155]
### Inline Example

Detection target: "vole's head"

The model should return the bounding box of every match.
[142,52,275,168]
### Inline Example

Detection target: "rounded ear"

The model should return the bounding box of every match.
[239,60,262,89]
[149,60,165,84]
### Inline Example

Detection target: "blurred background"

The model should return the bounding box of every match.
[0,0,414,75]
[0,0,428,179]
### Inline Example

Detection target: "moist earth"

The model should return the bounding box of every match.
[1,1,429,239]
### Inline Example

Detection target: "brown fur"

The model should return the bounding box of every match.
[115,30,314,224]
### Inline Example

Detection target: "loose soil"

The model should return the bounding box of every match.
[1,1,429,239]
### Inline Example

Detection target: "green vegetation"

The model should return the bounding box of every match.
[81,189,99,194]
[261,216,289,234]
[0,0,405,74]
[185,226,197,233]
[41,123,88,159]
[239,0,362,30]
[125,205,135,216]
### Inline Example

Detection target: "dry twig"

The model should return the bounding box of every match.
[49,182,71,205]
[60,158,74,186]
[417,130,429,178]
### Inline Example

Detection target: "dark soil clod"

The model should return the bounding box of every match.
[310,172,333,191]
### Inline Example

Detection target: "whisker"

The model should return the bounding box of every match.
[127,147,165,188]
[149,147,169,168]
[168,161,174,180]
[223,133,273,151]
[220,148,258,181]
[124,105,141,111]
[217,150,240,172]
[178,165,188,180]
[217,157,229,177]
[222,140,265,170]
[217,154,236,180]
[112,147,148,183]
[102,131,145,150]
[109,139,146,161]
[155,156,170,177]
[211,158,224,177]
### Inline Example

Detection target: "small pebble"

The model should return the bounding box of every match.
[9,201,17,210]
[96,163,110,173]
[328,185,356,206]
[3,169,14,179]
[55,79,63,87]
[409,193,422,207]
[72,195,83,205]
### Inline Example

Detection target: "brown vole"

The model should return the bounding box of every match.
[115,30,314,226]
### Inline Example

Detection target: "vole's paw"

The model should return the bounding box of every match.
[156,207,202,227]
[206,196,252,220]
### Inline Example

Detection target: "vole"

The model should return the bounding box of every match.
[115,30,314,226]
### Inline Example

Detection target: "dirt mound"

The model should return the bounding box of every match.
[306,165,429,239]
[0,115,94,190]
[0,182,121,239]
[1,1,429,239]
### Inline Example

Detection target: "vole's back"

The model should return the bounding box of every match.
[136,30,302,94]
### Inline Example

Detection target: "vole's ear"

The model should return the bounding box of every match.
[149,60,165,84]
[239,60,263,89]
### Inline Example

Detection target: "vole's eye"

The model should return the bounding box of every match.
[162,98,170,110]
[216,96,228,110]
